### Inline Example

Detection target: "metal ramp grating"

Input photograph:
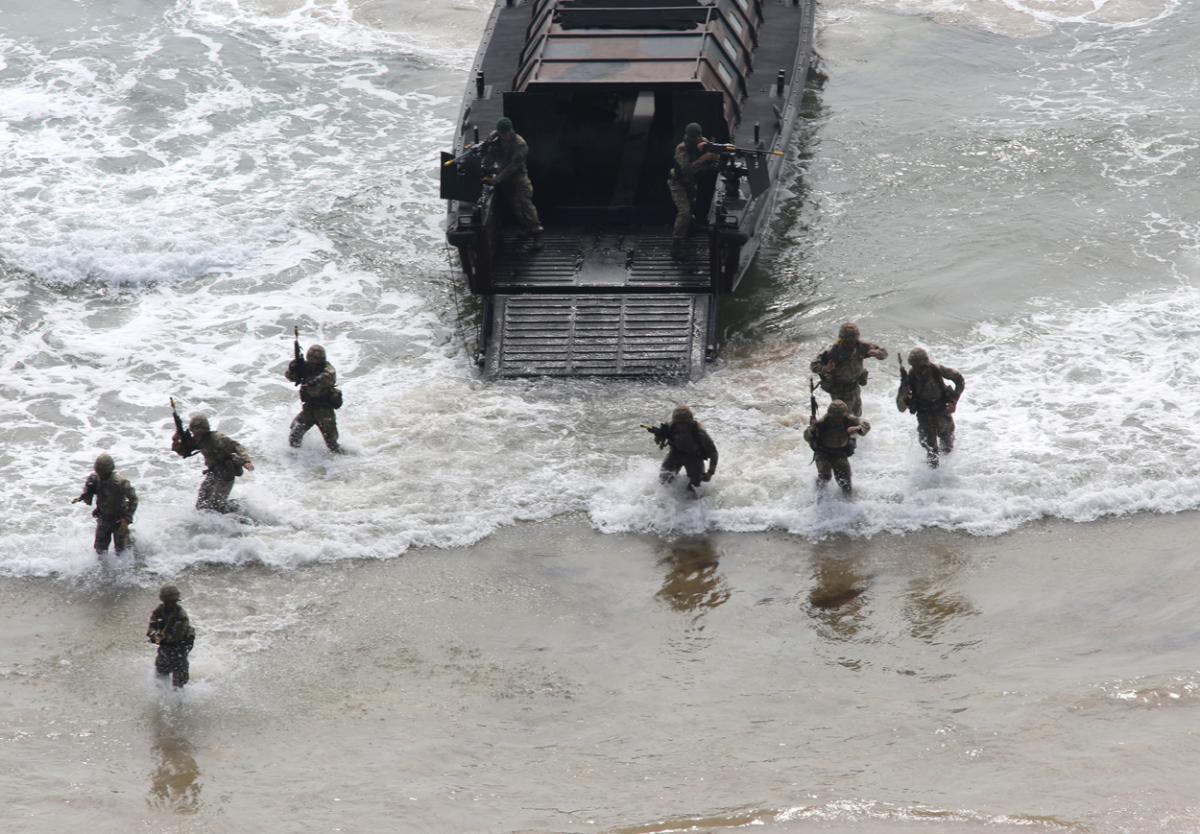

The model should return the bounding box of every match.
[486,294,710,378]
[492,231,710,290]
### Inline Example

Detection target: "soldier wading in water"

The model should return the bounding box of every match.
[72,453,138,554]
[897,347,965,467]
[804,399,870,496]
[147,584,195,689]
[171,407,255,513]
[286,329,343,452]
[645,406,718,495]
[811,322,888,417]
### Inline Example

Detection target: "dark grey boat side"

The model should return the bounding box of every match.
[442,0,817,379]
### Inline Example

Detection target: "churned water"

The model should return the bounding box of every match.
[2,1,1199,832]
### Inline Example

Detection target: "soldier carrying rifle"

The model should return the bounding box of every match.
[644,406,718,495]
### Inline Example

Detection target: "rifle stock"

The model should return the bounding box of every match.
[292,326,304,384]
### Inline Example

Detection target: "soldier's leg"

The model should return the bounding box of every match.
[660,450,684,484]
[112,520,131,553]
[155,648,172,682]
[832,457,853,494]
[511,176,543,234]
[196,472,218,510]
[289,407,316,448]
[93,519,113,554]
[171,651,190,688]
[937,414,956,455]
[814,456,833,488]
[669,181,692,254]
[315,407,340,452]
[683,458,704,490]
[212,478,235,513]
[916,413,939,467]
[846,388,863,417]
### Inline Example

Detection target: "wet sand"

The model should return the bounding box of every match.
[3,512,1198,834]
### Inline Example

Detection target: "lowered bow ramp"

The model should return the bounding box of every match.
[485,294,711,379]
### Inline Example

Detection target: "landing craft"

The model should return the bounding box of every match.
[442,0,817,379]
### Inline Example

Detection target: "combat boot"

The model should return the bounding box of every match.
[670,238,684,261]
[524,228,544,253]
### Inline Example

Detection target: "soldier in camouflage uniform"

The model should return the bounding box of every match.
[897,347,965,468]
[173,414,254,513]
[286,344,341,452]
[667,122,720,261]
[73,453,138,554]
[811,322,889,417]
[803,399,870,495]
[646,405,719,494]
[483,117,543,252]
[147,584,195,689]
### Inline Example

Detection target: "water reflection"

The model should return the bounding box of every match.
[902,541,979,648]
[806,537,870,645]
[655,537,730,617]
[147,708,202,814]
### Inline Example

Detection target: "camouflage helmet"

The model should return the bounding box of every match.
[908,347,930,366]
[684,122,703,138]
[671,405,695,423]
[305,344,326,365]
[93,453,115,478]
[827,400,850,418]
[159,584,181,603]
[188,414,210,435]
[837,322,860,342]
[496,116,513,134]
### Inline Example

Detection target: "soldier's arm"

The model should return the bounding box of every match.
[232,439,255,472]
[300,365,336,398]
[701,430,718,469]
[865,343,888,361]
[74,474,98,505]
[285,360,302,383]
[856,418,871,436]
[939,365,965,400]
[492,140,528,185]
[123,480,138,520]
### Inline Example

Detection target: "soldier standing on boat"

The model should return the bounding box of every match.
[810,322,888,417]
[483,117,544,252]
[804,399,869,496]
[286,329,342,452]
[72,453,138,554]
[147,584,195,689]
[171,410,254,513]
[644,406,719,495]
[668,122,720,261]
[897,347,965,468]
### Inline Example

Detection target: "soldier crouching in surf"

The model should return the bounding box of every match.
[644,406,718,495]
[804,399,869,496]
[72,453,138,554]
[147,584,195,689]
[170,403,254,513]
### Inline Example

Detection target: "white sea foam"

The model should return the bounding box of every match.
[827,0,1182,36]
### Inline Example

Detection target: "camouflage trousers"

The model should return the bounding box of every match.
[290,404,339,451]
[500,174,542,234]
[668,179,697,241]
[155,645,190,688]
[915,410,955,467]
[661,450,706,489]
[813,452,853,494]
[94,516,131,554]
[827,386,864,417]
[196,472,236,513]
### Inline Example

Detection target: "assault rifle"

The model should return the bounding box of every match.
[809,377,819,425]
[292,326,304,384]
[641,423,670,449]
[897,354,911,411]
[170,397,197,458]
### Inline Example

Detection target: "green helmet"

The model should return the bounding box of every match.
[908,347,930,366]
[306,345,326,365]
[93,453,115,478]
[838,322,860,342]
[827,400,850,418]
[684,122,703,138]
[671,405,694,423]
[188,414,210,435]
[159,584,181,603]
[496,116,513,134]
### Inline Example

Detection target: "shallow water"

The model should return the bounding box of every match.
[2,0,1199,830]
